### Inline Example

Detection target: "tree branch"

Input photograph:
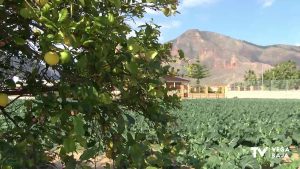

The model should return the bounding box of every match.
[5,95,23,108]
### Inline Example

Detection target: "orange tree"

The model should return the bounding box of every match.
[0,0,185,168]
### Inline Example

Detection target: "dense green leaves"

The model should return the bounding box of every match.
[0,0,181,168]
[109,0,121,9]
[264,60,300,80]
[172,99,300,168]
[240,156,261,169]
[244,69,257,82]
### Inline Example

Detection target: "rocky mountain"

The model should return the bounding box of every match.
[170,29,300,85]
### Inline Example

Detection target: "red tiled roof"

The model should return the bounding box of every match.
[164,76,190,82]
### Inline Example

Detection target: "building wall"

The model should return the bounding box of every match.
[226,90,300,99]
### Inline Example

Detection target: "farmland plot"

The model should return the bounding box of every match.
[171,99,300,168]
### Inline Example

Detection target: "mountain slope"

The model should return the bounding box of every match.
[170,29,300,85]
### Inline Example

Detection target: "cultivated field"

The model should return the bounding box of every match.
[171,99,300,168]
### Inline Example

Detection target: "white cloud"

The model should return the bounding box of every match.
[260,0,275,7]
[160,20,182,30]
[182,0,217,8]
[158,21,181,43]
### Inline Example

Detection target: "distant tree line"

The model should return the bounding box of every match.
[244,60,300,82]
[243,60,300,89]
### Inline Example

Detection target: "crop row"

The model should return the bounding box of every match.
[171,99,300,168]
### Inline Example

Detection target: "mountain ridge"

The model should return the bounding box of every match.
[170,29,300,85]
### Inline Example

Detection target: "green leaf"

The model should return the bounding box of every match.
[0,0,4,5]
[80,147,98,161]
[292,132,300,144]
[82,40,94,46]
[150,144,161,152]
[126,61,138,75]
[2,165,12,169]
[127,38,141,53]
[58,8,69,22]
[73,116,85,136]
[228,138,239,148]
[146,167,158,169]
[117,116,125,133]
[220,163,237,169]
[76,136,87,148]
[77,55,88,71]
[240,156,261,169]
[14,37,26,45]
[39,16,57,30]
[99,93,112,104]
[20,8,32,19]
[150,51,158,59]
[42,3,51,13]
[206,156,221,168]
[107,13,114,23]
[124,114,135,127]
[79,0,85,6]
[109,0,121,8]
[63,137,76,153]
[129,143,144,165]
[47,34,54,39]
[64,156,77,169]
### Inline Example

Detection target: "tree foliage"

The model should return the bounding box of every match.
[0,0,184,168]
[263,60,300,80]
[243,69,257,86]
[244,70,257,82]
[186,60,209,84]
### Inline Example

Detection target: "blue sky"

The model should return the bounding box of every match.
[143,0,300,46]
